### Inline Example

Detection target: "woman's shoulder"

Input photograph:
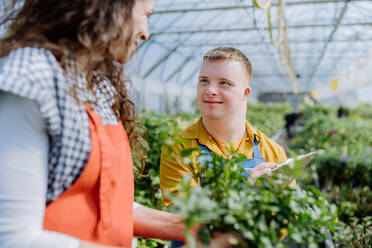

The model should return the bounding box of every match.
[0,47,58,75]
[0,47,67,101]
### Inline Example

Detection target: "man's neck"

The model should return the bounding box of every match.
[202,116,246,143]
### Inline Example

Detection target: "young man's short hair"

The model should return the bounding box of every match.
[203,47,253,83]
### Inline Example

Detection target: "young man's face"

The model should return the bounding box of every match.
[197,59,251,120]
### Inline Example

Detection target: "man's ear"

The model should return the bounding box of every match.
[244,87,251,98]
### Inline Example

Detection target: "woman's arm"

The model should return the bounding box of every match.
[133,205,186,242]
[133,205,238,248]
[0,92,82,248]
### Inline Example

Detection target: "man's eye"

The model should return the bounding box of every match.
[199,79,208,84]
[220,81,229,86]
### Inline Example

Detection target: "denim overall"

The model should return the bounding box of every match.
[171,136,266,247]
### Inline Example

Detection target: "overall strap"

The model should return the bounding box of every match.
[198,143,213,164]
[252,134,263,159]
[197,142,213,185]
[199,143,211,153]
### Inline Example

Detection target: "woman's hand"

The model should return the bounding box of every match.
[248,162,275,185]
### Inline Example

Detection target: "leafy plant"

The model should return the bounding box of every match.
[133,112,190,209]
[289,104,372,247]
[326,186,372,224]
[132,112,197,247]
[246,103,293,136]
[310,153,372,189]
[169,150,338,248]
[333,216,372,248]
[134,237,168,248]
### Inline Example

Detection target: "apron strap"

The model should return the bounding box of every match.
[197,142,214,185]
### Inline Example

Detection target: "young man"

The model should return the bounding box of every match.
[160,47,288,207]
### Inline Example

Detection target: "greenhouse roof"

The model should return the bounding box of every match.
[127,0,372,102]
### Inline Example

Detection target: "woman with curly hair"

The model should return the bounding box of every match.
[0,0,233,247]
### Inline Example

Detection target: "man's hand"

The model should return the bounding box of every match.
[248,162,275,185]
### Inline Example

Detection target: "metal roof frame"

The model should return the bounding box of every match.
[131,0,372,96]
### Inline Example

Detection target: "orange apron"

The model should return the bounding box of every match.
[43,107,134,247]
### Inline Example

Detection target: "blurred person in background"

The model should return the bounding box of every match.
[337,104,348,118]
[284,112,303,139]
[0,0,233,247]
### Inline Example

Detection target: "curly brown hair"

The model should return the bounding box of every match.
[0,0,146,168]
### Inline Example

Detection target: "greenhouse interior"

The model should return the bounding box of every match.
[0,0,372,248]
[127,1,372,247]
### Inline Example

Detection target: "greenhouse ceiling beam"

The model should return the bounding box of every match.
[164,56,194,83]
[324,39,368,75]
[180,66,200,86]
[222,53,363,59]
[143,11,223,79]
[163,11,248,84]
[137,38,194,76]
[247,6,287,86]
[178,37,372,47]
[163,11,255,84]
[136,9,190,74]
[143,46,178,78]
[153,0,367,14]
[285,59,352,64]
[136,0,208,72]
[152,22,372,36]
[306,0,349,90]
[254,72,339,78]
[259,55,358,58]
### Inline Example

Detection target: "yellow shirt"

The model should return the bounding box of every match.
[212,131,246,155]
[160,117,287,207]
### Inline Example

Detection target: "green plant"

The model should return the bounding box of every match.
[300,104,336,120]
[350,103,372,120]
[133,112,188,209]
[132,112,197,247]
[169,150,338,248]
[309,153,372,189]
[326,186,372,224]
[246,103,293,136]
[333,216,372,248]
[289,104,372,247]
[134,237,169,248]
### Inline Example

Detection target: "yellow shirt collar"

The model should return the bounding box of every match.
[178,117,259,156]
